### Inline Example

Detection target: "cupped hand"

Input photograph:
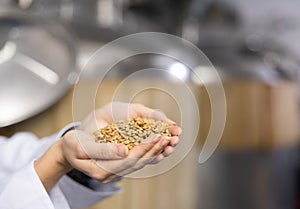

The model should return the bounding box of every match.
[80,102,181,158]
[64,102,181,182]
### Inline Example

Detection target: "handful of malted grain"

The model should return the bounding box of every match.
[93,117,171,149]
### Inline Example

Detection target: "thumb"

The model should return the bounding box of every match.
[74,130,129,160]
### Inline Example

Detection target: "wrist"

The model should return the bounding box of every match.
[34,140,72,192]
[53,139,73,172]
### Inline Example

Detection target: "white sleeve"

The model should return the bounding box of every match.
[58,175,122,208]
[0,160,69,209]
[0,126,121,209]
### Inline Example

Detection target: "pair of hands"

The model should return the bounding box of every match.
[35,102,181,192]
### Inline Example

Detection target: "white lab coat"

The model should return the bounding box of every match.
[0,124,121,209]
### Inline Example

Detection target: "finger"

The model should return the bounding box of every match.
[132,104,169,123]
[87,135,161,182]
[71,159,111,182]
[73,130,129,159]
[140,134,161,144]
[140,136,168,160]
[87,143,128,159]
[101,173,120,184]
[128,135,160,159]
[122,137,167,173]
[103,138,168,181]
[168,126,182,136]
[169,136,179,147]
[162,146,174,157]
[149,154,164,164]
[95,138,159,176]
[131,103,156,118]
[148,109,167,121]
[116,134,164,171]
[109,102,155,121]
[165,118,177,125]
[148,109,178,127]
[101,102,140,122]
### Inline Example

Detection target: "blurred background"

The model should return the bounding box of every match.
[1,0,300,209]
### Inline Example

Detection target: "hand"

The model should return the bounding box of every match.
[65,102,181,182]
[80,102,181,157]
[34,102,182,192]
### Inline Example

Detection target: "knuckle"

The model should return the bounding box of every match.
[140,144,153,153]
[151,154,164,164]
[91,173,105,182]
[90,169,107,181]
[89,162,107,181]
[152,145,163,156]
[131,145,151,157]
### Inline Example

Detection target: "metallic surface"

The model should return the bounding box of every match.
[0,7,77,127]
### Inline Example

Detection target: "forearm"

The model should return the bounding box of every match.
[34,139,72,192]
[0,125,122,208]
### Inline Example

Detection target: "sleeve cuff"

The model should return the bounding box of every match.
[56,122,81,139]
[0,160,69,209]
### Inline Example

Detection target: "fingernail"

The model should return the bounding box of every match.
[142,134,160,144]
[117,144,128,157]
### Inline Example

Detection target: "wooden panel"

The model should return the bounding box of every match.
[269,82,300,148]
[197,81,300,150]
